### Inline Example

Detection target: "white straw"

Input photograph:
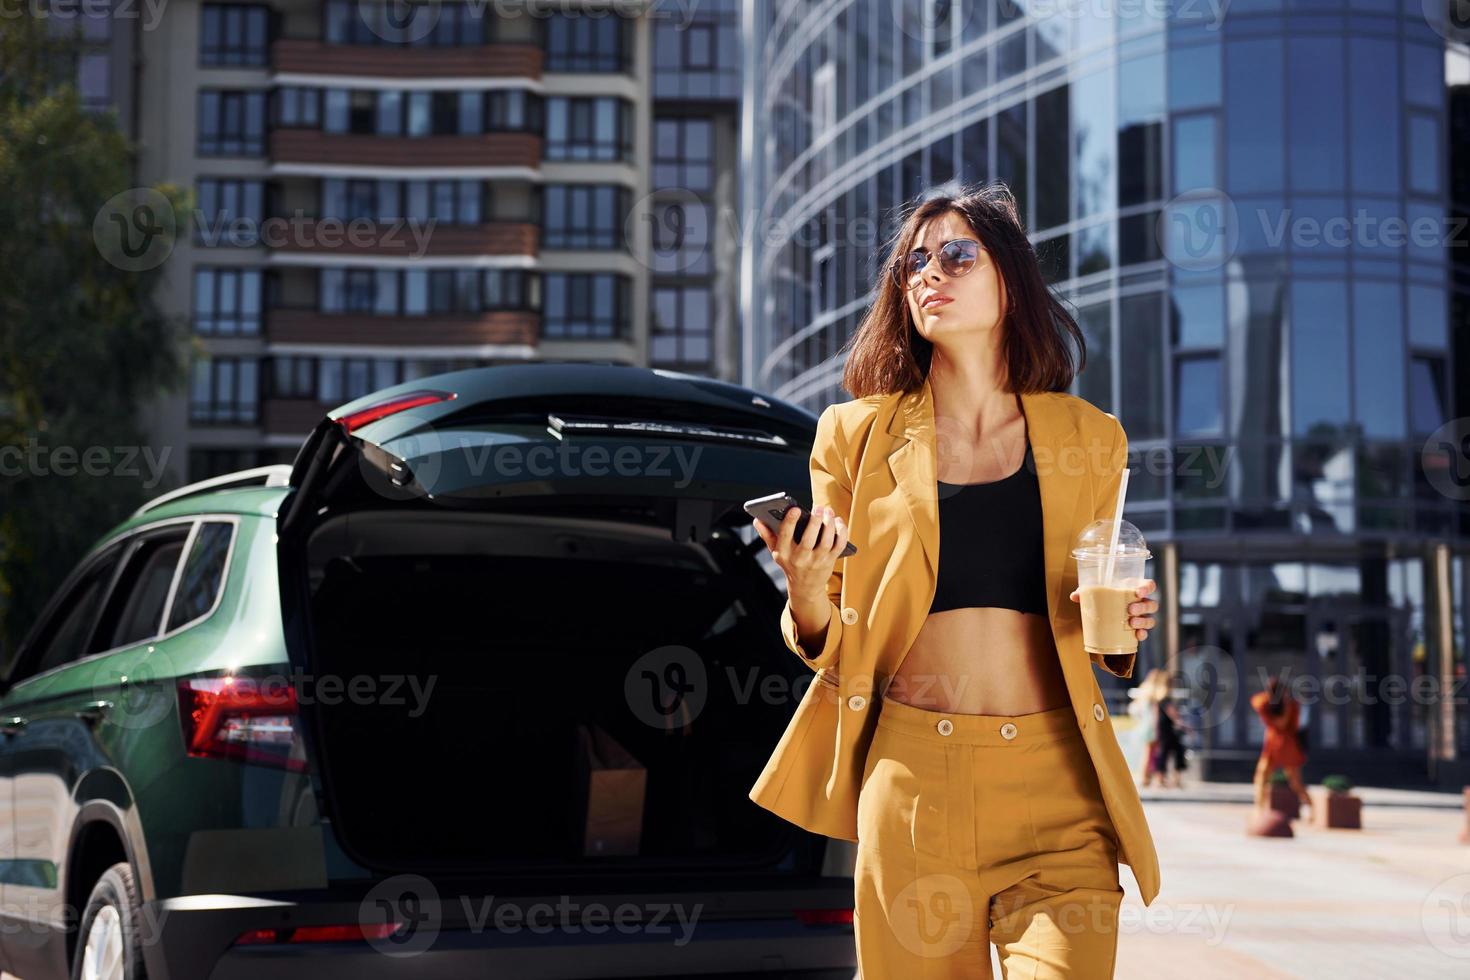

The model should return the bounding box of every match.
[1102,467,1130,586]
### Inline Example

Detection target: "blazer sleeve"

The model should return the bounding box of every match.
[778,403,851,672]
[1089,415,1137,680]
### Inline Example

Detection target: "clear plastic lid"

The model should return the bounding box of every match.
[1071,518,1150,560]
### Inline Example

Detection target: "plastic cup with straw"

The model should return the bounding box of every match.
[1072,467,1149,655]
[1101,467,1130,587]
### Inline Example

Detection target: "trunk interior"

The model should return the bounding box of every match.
[299,503,816,876]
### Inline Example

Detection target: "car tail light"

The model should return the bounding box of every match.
[233,922,401,945]
[178,676,307,772]
[795,908,854,926]
[336,389,457,434]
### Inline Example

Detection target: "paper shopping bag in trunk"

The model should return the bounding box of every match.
[572,723,646,856]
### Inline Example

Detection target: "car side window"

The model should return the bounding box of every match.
[90,525,194,654]
[24,544,127,680]
[164,521,234,632]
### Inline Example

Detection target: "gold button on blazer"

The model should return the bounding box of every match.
[748,375,1162,907]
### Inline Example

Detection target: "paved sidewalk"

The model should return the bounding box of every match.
[1109,792,1470,978]
[1137,777,1466,809]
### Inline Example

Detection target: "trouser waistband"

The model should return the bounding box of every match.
[876,692,1081,746]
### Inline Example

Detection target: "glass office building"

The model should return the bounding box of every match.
[741,1,1470,786]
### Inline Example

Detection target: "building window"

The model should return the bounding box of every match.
[542,273,630,339]
[648,195,710,274]
[198,90,267,156]
[485,89,542,132]
[195,179,266,246]
[542,185,629,250]
[201,4,271,67]
[269,356,317,399]
[1410,355,1447,436]
[316,268,539,315]
[652,0,739,99]
[316,357,391,403]
[320,87,540,136]
[77,52,110,108]
[275,87,321,128]
[193,268,262,336]
[544,11,630,72]
[1174,354,1222,436]
[190,357,259,425]
[654,117,713,192]
[324,0,488,46]
[545,97,634,161]
[651,285,711,367]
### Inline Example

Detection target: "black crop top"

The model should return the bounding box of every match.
[929,440,1049,616]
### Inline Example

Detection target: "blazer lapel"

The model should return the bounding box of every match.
[883,376,1087,632]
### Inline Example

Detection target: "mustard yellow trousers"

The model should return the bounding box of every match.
[855,692,1124,979]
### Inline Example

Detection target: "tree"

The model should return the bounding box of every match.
[0,12,192,656]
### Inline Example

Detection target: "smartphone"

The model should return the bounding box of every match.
[743,491,858,557]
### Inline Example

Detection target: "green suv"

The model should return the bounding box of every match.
[0,364,857,980]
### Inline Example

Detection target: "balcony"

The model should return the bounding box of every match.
[268,309,539,347]
[263,397,326,435]
[271,131,542,170]
[272,39,543,79]
[270,221,538,259]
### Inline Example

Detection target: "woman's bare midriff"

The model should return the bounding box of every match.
[883,607,1070,715]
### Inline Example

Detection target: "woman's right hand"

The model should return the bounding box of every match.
[751,504,849,603]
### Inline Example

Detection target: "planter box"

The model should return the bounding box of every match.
[1269,783,1300,820]
[1311,788,1362,829]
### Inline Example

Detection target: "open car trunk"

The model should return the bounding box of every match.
[276,367,839,880]
[302,506,812,875]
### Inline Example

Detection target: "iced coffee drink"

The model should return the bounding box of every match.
[1072,519,1151,656]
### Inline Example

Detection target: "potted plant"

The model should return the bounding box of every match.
[1311,774,1362,829]
[1267,769,1300,820]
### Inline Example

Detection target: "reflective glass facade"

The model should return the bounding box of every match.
[742,1,1470,784]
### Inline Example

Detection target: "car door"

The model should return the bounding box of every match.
[0,522,191,980]
[0,536,127,974]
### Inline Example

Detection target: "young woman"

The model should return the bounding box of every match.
[751,183,1161,979]
[1250,673,1311,818]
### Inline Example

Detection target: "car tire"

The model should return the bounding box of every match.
[70,861,147,980]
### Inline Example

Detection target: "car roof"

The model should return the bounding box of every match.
[97,485,287,546]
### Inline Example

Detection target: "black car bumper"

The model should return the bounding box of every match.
[142,891,858,980]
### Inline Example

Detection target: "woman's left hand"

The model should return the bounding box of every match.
[1069,579,1159,641]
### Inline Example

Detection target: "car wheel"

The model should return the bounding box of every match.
[71,862,146,980]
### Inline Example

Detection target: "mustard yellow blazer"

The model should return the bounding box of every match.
[748,375,1162,907]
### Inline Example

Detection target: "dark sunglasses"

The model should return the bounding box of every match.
[893,238,981,290]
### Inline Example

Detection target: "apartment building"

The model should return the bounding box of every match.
[129,0,740,481]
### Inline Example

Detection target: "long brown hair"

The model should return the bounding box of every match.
[841,181,1086,399]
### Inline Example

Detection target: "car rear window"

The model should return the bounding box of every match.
[166,521,234,631]
[93,529,191,652]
